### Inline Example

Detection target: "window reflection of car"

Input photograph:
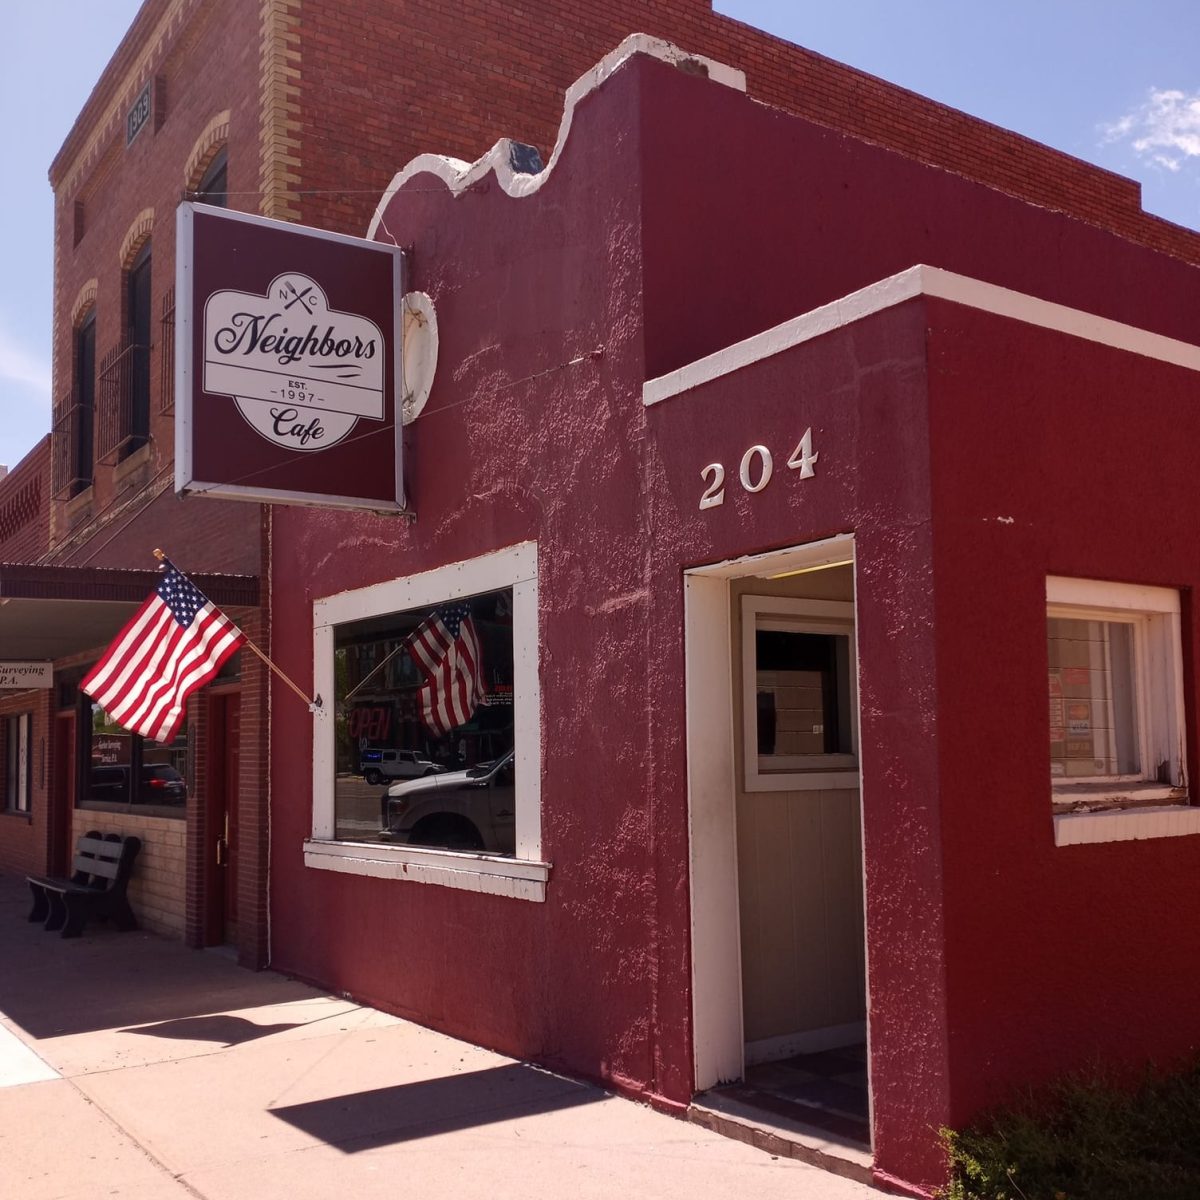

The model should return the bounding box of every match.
[381,750,515,854]
[89,764,187,805]
[359,748,447,786]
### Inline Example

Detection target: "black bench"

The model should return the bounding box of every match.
[27,832,141,938]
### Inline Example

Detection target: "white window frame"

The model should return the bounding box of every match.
[5,712,31,814]
[741,595,859,792]
[1047,576,1197,847]
[305,542,548,900]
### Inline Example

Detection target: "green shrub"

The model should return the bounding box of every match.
[940,1060,1200,1200]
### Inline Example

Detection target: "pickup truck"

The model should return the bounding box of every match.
[359,748,446,786]
[381,751,515,854]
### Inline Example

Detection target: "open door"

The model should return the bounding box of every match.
[735,579,865,1064]
[686,535,870,1148]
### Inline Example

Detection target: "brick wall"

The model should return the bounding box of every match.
[47,0,262,559]
[30,0,271,942]
[0,438,51,566]
[72,807,187,936]
[185,604,270,967]
[291,0,1200,266]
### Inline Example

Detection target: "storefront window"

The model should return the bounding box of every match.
[307,542,546,898]
[333,589,516,852]
[80,701,188,814]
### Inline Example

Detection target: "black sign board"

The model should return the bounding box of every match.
[127,82,152,146]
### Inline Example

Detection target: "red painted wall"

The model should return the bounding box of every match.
[637,62,1200,381]
[269,64,670,1095]
[926,299,1200,1113]
[268,49,1200,1197]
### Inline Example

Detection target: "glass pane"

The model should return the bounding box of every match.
[18,714,29,811]
[756,629,852,766]
[1048,618,1138,778]
[87,704,133,804]
[333,588,515,853]
[5,715,20,809]
[81,702,188,812]
[139,728,188,806]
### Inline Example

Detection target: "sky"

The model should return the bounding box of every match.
[2,1,1199,471]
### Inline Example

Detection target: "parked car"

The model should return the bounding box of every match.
[359,748,446,786]
[89,763,187,806]
[381,750,515,854]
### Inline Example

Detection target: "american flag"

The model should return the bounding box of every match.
[81,564,246,745]
[409,604,485,736]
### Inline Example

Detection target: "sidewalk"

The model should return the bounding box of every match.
[0,875,874,1200]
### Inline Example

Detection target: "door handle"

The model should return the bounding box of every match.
[216,811,230,865]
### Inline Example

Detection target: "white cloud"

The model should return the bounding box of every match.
[0,328,51,396]
[1104,88,1200,173]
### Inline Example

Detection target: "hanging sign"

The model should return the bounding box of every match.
[0,662,52,690]
[176,203,406,511]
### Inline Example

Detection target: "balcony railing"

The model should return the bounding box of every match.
[96,337,151,463]
[51,389,93,499]
[160,287,175,414]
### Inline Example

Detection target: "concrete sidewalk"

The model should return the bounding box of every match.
[0,875,874,1200]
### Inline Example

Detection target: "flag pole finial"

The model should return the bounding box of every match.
[152,548,166,562]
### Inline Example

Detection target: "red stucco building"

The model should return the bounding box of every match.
[4,4,1200,1195]
[264,40,1200,1195]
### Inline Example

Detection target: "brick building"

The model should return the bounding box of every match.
[1,2,1198,1192]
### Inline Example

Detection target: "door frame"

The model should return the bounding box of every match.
[51,711,76,876]
[684,532,866,1090]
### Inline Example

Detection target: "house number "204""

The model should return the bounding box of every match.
[699,428,818,510]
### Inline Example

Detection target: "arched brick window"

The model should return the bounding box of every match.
[53,285,98,499]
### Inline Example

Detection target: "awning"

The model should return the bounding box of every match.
[0,564,260,662]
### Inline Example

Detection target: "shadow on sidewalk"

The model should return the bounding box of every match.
[270,1062,605,1152]
[0,874,311,1041]
[120,1013,307,1045]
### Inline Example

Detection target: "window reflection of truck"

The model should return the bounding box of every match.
[358,748,445,786]
[381,750,515,854]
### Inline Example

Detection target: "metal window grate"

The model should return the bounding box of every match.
[96,338,151,462]
[51,390,93,498]
[160,287,175,414]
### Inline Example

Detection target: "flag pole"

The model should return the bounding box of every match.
[153,548,322,710]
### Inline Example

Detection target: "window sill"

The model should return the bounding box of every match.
[2,809,32,823]
[64,484,94,518]
[113,440,153,484]
[303,838,550,901]
[1054,801,1200,847]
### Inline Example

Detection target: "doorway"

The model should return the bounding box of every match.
[204,693,240,946]
[685,535,869,1147]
